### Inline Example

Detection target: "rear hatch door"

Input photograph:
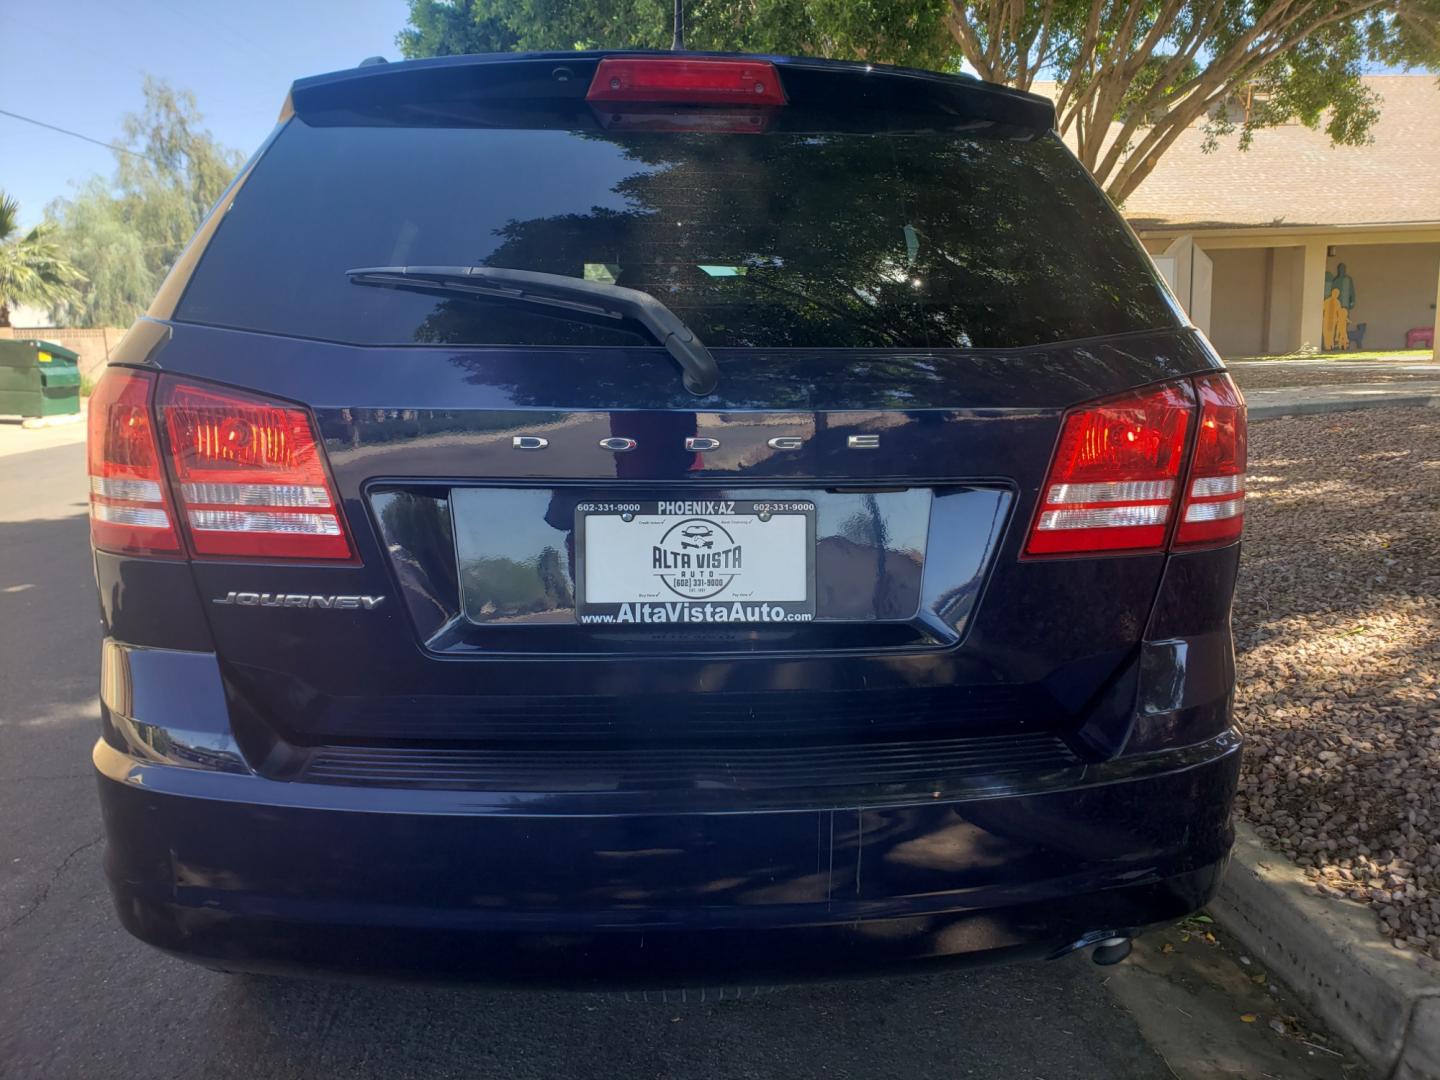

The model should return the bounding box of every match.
[141,53,1212,787]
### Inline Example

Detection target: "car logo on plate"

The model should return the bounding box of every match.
[678,524,715,549]
[652,518,742,599]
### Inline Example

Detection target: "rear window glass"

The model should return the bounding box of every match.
[176,119,1177,350]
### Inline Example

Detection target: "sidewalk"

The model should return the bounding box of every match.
[0,411,88,458]
[1243,380,1440,419]
[1228,355,1440,392]
[1228,356,1440,417]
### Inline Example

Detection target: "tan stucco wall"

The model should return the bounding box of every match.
[1134,225,1440,354]
[1267,247,1307,354]
[1326,243,1440,351]
[1208,249,1269,356]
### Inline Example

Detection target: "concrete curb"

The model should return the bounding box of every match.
[1245,385,1440,420]
[1212,824,1440,1078]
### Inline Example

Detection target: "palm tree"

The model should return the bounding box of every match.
[0,191,85,327]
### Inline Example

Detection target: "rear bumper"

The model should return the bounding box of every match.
[95,730,1240,986]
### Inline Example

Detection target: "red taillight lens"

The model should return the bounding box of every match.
[1025,382,1195,556]
[587,58,787,106]
[87,368,181,555]
[158,381,354,561]
[1175,373,1247,547]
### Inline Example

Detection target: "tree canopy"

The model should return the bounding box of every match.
[397,0,1440,201]
[0,192,84,328]
[47,78,243,327]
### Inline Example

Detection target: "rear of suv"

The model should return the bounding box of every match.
[89,52,1244,986]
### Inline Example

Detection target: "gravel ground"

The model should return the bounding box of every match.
[1229,363,1439,392]
[1233,406,1440,959]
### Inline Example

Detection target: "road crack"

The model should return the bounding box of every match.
[1,833,102,936]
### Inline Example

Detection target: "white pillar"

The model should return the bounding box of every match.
[1298,240,1328,353]
[1432,263,1440,363]
[1190,244,1213,339]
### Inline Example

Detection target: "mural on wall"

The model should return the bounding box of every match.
[1323,263,1358,350]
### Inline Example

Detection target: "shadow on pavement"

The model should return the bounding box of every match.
[209,961,1169,1080]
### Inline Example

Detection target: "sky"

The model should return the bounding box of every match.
[1,0,411,228]
[1,1,1431,231]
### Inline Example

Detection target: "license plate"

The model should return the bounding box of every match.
[575,499,816,626]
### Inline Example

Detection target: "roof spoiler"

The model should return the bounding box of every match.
[285,51,1056,132]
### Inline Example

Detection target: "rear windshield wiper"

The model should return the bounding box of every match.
[346,265,718,396]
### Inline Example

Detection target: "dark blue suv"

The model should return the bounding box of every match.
[87,52,1245,986]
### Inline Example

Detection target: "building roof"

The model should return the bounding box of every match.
[1049,75,1440,231]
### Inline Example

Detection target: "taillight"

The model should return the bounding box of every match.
[1175,373,1247,547]
[158,380,354,561]
[87,368,181,555]
[586,58,787,106]
[1025,382,1195,556]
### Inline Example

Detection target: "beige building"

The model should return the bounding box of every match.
[1118,75,1440,358]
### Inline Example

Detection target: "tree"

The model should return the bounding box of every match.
[48,77,244,327]
[396,0,1439,201]
[397,0,951,66]
[0,192,84,328]
[398,0,521,55]
[46,181,153,328]
[942,0,1439,201]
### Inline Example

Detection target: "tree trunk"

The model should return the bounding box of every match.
[0,301,11,328]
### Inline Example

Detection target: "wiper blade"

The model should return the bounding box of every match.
[346,265,718,396]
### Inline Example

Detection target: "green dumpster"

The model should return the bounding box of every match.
[0,339,83,419]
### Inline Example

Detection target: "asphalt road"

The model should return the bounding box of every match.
[0,434,1360,1080]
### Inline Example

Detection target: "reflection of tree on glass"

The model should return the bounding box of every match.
[177,117,1174,369]
[467,131,1170,351]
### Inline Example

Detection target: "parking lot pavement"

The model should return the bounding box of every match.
[0,441,1365,1080]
